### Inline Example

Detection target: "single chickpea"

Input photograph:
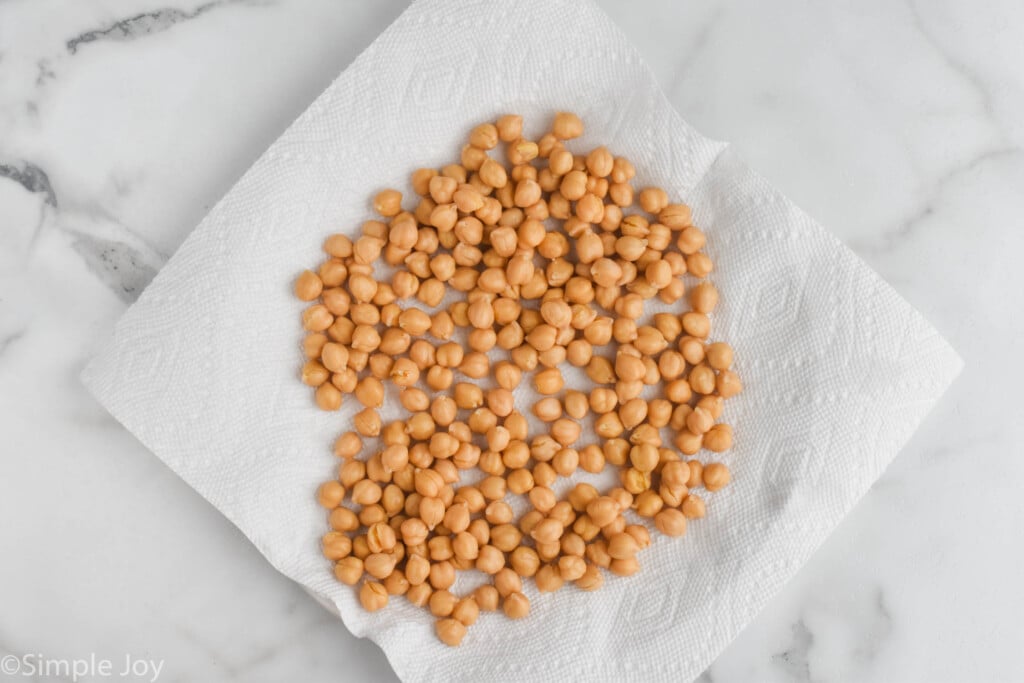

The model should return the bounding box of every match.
[586,497,620,527]
[315,383,343,411]
[302,304,334,333]
[681,494,707,519]
[558,555,587,582]
[552,112,584,139]
[503,591,531,619]
[637,187,667,214]
[323,233,353,258]
[334,556,364,585]
[294,270,324,301]
[316,480,344,509]
[550,419,581,446]
[575,564,604,592]
[429,588,458,617]
[406,583,432,607]
[535,564,564,593]
[452,596,480,627]
[609,557,640,577]
[703,462,731,491]
[358,581,390,612]
[474,584,500,612]
[475,544,506,575]
[654,508,688,537]
[495,114,523,142]
[322,532,352,561]
[703,423,733,452]
[634,490,663,517]
[689,364,716,395]
[532,367,564,395]
[686,406,715,435]
[435,618,467,647]
[579,445,605,473]
[506,468,534,495]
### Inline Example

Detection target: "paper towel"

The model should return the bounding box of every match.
[81,0,963,680]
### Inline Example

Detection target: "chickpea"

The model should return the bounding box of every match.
[703,462,731,491]
[429,588,458,617]
[654,508,688,538]
[294,270,324,301]
[688,281,718,313]
[638,187,668,214]
[357,580,389,612]
[704,423,733,452]
[575,564,604,592]
[435,618,467,647]
[503,591,531,619]
[531,565,563,596]
[681,494,707,519]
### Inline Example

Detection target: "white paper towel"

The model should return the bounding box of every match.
[81,0,963,680]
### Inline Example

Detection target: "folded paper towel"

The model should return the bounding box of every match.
[81,0,962,680]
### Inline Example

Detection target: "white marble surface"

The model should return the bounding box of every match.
[1,1,1021,681]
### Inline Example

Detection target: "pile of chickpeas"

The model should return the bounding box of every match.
[295,113,740,647]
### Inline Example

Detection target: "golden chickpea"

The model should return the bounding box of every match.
[490,113,521,142]
[576,193,605,223]
[527,517,561,545]
[623,525,650,551]
[484,388,514,417]
[449,596,479,627]
[428,559,456,590]
[686,252,714,278]
[544,419,576,447]
[460,352,490,379]
[576,564,604,592]
[586,497,620,527]
[716,369,742,399]
[406,583,432,607]
[549,111,582,139]
[482,569,518,600]
[312,382,341,411]
[364,551,397,580]
[373,189,402,217]
[686,406,715,435]
[504,468,532,495]
[609,557,640,577]
[503,547,536,579]
[703,423,733,452]
[333,556,363,585]
[294,270,324,301]
[479,475,507,501]
[322,532,352,561]
[323,233,353,258]
[429,588,457,618]
[556,555,586,582]
[638,187,669,214]
[474,584,500,612]
[703,462,731,491]
[653,508,687,538]
[688,281,718,313]
[302,359,330,387]
[474,544,504,575]
[689,364,716,395]
[358,580,389,612]
[502,591,530,620]
[404,554,430,587]
[366,522,397,554]
[435,617,467,647]
[681,494,707,519]
[635,490,664,517]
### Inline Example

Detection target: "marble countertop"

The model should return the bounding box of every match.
[1,1,1021,681]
